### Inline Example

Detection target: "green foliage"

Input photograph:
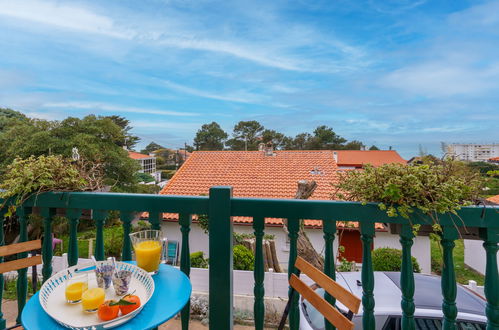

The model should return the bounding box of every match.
[140,142,164,154]
[233,245,254,271]
[333,162,483,221]
[372,247,421,273]
[161,170,176,180]
[0,155,88,216]
[132,220,152,232]
[190,251,209,268]
[0,114,140,187]
[135,172,155,183]
[467,161,499,174]
[226,120,265,151]
[233,232,275,244]
[487,170,499,177]
[430,236,484,285]
[337,257,356,272]
[193,122,228,150]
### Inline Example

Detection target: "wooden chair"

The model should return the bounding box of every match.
[278,256,361,330]
[0,239,42,274]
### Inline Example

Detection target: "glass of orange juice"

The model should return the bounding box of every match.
[65,273,88,304]
[129,230,166,275]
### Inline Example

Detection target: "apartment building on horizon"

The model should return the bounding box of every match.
[445,143,499,162]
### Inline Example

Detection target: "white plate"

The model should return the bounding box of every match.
[39,262,155,330]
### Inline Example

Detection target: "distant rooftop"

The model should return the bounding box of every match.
[128,151,153,160]
[334,150,406,167]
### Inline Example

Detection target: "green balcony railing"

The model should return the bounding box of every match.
[0,186,498,330]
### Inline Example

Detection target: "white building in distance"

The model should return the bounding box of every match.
[445,143,499,162]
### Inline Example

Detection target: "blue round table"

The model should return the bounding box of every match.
[21,264,192,330]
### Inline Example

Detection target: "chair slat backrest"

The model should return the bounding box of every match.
[0,239,42,274]
[289,274,355,330]
[295,256,361,313]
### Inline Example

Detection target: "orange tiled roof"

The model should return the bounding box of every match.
[487,195,499,205]
[158,150,386,230]
[334,150,406,167]
[161,150,340,199]
[128,151,153,160]
[489,157,499,161]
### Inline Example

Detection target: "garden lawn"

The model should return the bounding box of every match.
[54,224,124,260]
[431,237,484,286]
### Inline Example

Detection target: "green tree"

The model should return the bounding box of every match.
[342,140,364,150]
[0,108,27,132]
[307,125,347,150]
[261,129,292,150]
[226,120,264,151]
[103,115,139,149]
[292,132,313,150]
[193,122,228,150]
[140,142,164,155]
[0,114,139,187]
[369,145,380,150]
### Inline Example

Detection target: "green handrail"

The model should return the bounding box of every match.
[208,187,233,330]
[253,216,265,330]
[400,224,416,330]
[441,227,459,329]
[0,189,498,330]
[179,213,192,330]
[66,209,82,267]
[15,207,29,324]
[360,222,375,330]
[287,218,300,330]
[322,220,336,330]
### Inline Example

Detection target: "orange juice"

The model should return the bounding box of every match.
[135,240,162,273]
[65,282,88,303]
[81,288,105,312]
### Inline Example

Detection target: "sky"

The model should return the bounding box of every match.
[0,0,498,158]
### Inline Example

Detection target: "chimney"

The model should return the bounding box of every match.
[258,143,266,151]
[264,142,274,156]
[333,151,338,163]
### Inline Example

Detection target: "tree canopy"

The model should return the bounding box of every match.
[193,122,228,150]
[140,142,164,155]
[0,113,139,187]
[226,120,264,151]
[192,120,371,151]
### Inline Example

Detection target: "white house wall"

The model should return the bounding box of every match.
[464,239,497,275]
[161,221,431,274]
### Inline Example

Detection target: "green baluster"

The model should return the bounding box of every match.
[287,218,300,330]
[481,228,499,330]
[93,210,107,261]
[208,187,233,330]
[440,226,458,329]
[41,207,55,283]
[0,210,7,330]
[400,224,415,330]
[120,212,134,261]
[15,207,30,323]
[360,222,375,330]
[323,220,336,330]
[179,213,192,330]
[66,209,82,266]
[253,216,265,330]
[148,211,161,231]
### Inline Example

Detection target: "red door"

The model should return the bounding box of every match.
[337,230,369,263]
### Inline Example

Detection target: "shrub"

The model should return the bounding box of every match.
[233,245,254,271]
[372,247,420,273]
[191,251,208,268]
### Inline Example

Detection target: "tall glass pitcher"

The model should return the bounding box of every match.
[129,230,167,275]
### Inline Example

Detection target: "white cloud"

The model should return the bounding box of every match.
[158,80,265,104]
[380,62,499,97]
[0,0,133,39]
[43,102,199,117]
[132,120,200,130]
